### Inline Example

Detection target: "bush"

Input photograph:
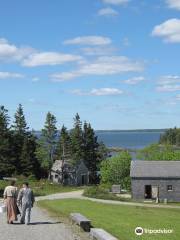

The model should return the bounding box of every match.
[83,185,132,202]
[137,143,180,161]
[84,185,109,197]
[100,151,131,190]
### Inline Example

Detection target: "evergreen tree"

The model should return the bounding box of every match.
[83,122,99,183]
[0,106,15,176]
[57,125,71,159]
[20,134,40,177]
[70,113,83,164]
[41,112,58,173]
[35,138,50,178]
[12,104,40,177]
[97,141,109,162]
[13,104,28,134]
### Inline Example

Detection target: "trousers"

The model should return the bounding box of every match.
[20,203,31,224]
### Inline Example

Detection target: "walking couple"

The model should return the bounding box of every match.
[3,181,35,225]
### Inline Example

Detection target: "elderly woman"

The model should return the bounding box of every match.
[3,180,18,224]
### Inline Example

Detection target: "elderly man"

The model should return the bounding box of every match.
[17,182,35,225]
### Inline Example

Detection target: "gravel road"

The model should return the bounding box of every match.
[0,203,88,240]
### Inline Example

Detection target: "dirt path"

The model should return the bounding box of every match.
[36,190,180,210]
[0,201,88,240]
[0,207,70,240]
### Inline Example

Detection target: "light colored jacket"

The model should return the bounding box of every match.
[17,187,35,207]
[3,186,18,198]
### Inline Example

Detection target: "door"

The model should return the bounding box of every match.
[81,174,87,185]
[152,186,159,199]
[145,185,152,199]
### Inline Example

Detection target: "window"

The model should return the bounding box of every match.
[167,185,173,191]
[55,174,58,179]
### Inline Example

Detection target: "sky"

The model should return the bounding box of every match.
[0,0,180,130]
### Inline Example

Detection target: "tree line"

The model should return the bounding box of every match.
[159,127,180,146]
[0,104,108,183]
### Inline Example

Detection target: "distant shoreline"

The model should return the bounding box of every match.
[95,129,166,133]
[33,129,167,133]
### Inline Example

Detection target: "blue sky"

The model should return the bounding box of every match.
[1,0,180,130]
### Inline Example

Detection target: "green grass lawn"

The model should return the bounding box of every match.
[38,199,180,240]
[0,179,82,197]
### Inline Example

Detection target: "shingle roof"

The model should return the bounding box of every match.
[130,160,180,178]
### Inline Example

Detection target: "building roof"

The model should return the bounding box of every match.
[130,160,180,178]
[51,160,64,172]
[51,159,88,172]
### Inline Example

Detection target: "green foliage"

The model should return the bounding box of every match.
[0,179,80,198]
[0,106,16,176]
[100,151,131,189]
[40,112,58,173]
[0,105,107,181]
[83,122,100,183]
[12,104,28,134]
[137,143,180,160]
[56,125,71,159]
[70,113,84,164]
[83,185,130,201]
[35,138,51,177]
[159,127,180,146]
[0,105,40,178]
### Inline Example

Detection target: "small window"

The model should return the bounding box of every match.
[167,185,173,191]
[55,174,58,179]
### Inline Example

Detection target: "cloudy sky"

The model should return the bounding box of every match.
[1,0,180,130]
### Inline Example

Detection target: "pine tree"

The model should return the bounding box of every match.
[0,106,15,176]
[83,122,99,183]
[20,135,40,177]
[12,104,40,177]
[57,125,71,159]
[12,104,29,174]
[41,112,58,173]
[13,104,28,134]
[70,113,84,165]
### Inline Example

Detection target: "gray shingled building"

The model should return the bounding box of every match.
[50,160,89,186]
[130,161,180,202]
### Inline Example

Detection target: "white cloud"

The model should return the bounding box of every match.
[102,0,129,5]
[157,84,180,92]
[63,36,112,46]
[0,38,82,67]
[98,7,119,16]
[158,75,180,84]
[0,38,35,62]
[81,46,117,56]
[22,52,82,67]
[152,18,180,43]
[0,71,24,79]
[91,88,123,95]
[51,56,144,82]
[156,75,180,92]
[167,0,180,10]
[71,88,123,96]
[124,76,144,85]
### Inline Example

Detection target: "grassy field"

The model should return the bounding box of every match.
[38,199,180,240]
[0,179,82,197]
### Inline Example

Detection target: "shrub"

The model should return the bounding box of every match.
[100,151,131,190]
